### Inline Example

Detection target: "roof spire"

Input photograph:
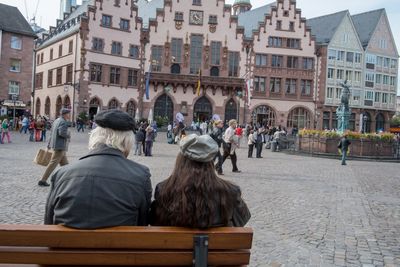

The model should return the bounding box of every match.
[232,0,252,16]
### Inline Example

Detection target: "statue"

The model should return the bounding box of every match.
[339,80,351,112]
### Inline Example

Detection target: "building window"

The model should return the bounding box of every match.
[66,64,73,83]
[390,59,397,69]
[90,64,102,82]
[8,81,20,95]
[35,72,43,89]
[355,53,362,63]
[175,12,184,21]
[303,58,313,69]
[128,69,138,86]
[301,80,312,95]
[328,49,336,60]
[151,46,163,72]
[120,19,130,30]
[374,92,381,102]
[56,68,62,84]
[336,69,344,80]
[228,51,239,77]
[323,112,330,130]
[10,36,22,49]
[354,71,361,82]
[365,91,373,100]
[326,87,334,98]
[255,54,268,66]
[9,59,21,72]
[327,68,334,79]
[50,49,53,60]
[286,38,300,49]
[59,44,63,57]
[383,75,389,85]
[92,38,104,52]
[110,67,121,84]
[111,41,122,55]
[289,21,294,31]
[268,37,282,47]
[190,35,203,74]
[254,76,266,92]
[377,56,383,66]
[346,52,354,62]
[68,40,73,53]
[276,20,282,30]
[209,41,221,65]
[48,70,53,87]
[114,0,121,6]
[335,88,342,99]
[375,74,382,84]
[345,70,352,81]
[365,53,376,64]
[383,58,390,68]
[40,53,44,63]
[270,77,281,93]
[193,0,201,5]
[287,56,298,68]
[379,39,387,49]
[382,93,388,103]
[390,76,396,86]
[285,79,297,94]
[209,66,218,76]
[102,15,112,27]
[209,15,217,24]
[342,33,349,43]
[171,38,183,63]
[108,99,119,109]
[37,54,40,65]
[337,51,345,61]
[271,55,283,67]
[287,107,311,129]
[129,45,139,58]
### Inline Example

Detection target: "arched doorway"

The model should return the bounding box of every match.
[362,112,371,133]
[154,94,174,123]
[171,64,180,74]
[375,113,385,132]
[126,101,136,118]
[45,97,51,116]
[225,98,237,122]
[287,107,311,129]
[55,96,62,117]
[108,98,120,110]
[210,66,219,77]
[89,97,101,120]
[35,98,41,116]
[252,105,276,126]
[64,95,71,108]
[193,96,212,122]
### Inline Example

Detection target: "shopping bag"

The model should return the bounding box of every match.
[33,149,52,166]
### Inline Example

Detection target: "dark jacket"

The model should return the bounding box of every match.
[44,145,152,229]
[150,181,251,228]
[210,127,223,147]
[338,137,351,151]
[48,117,70,151]
[135,130,145,142]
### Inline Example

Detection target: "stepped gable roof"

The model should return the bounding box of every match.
[307,10,348,44]
[38,0,92,48]
[137,0,164,29]
[238,3,275,38]
[352,9,384,48]
[0,3,36,37]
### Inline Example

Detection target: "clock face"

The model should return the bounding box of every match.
[189,10,203,25]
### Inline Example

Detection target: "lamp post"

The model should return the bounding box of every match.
[244,45,251,125]
[164,85,172,123]
[12,94,18,130]
[363,112,368,133]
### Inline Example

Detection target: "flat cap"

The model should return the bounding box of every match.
[60,108,71,115]
[180,134,218,162]
[94,110,135,131]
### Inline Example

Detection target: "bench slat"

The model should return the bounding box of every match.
[0,225,253,250]
[0,247,250,266]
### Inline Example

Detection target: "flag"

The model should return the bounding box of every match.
[196,69,202,96]
[145,65,151,100]
[245,78,252,107]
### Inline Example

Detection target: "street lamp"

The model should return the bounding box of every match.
[164,85,172,122]
[11,94,18,130]
[363,112,368,133]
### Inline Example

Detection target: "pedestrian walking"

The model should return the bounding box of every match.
[338,133,351,165]
[1,118,11,143]
[209,119,224,175]
[144,126,155,156]
[134,126,145,155]
[247,130,255,158]
[20,116,29,134]
[38,108,71,187]
[222,119,241,173]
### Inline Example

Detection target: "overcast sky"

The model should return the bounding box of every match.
[1,0,399,94]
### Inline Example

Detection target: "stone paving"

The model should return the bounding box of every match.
[0,130,400,267]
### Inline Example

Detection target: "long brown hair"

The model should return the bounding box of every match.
[154,153,236,228]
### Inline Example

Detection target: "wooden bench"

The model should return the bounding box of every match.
[0,224,253,266]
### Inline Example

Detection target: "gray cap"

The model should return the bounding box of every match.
[180,134,219,162]
[94,110,135,131]
[60,108,71,115]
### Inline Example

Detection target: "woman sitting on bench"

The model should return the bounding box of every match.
[150,134,251,228]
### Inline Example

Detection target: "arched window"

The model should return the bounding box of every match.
[362,112,371,133]
[89,97,101,120]
[126,101,136,117]
[287,107,311,129]
[224,98,237,122]
[45,97,51,116]
[376,113,385,132]
[108,98,119,110]
[154,94,174,122]
[210,66,219,77]
[55,96,62,117]
[252,105,276,126]
[171,64,181,74]
[64,95,71,108]
[193,96,212,122]
[35,98,41,116]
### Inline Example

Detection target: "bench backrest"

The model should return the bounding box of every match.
[0,224,253,266]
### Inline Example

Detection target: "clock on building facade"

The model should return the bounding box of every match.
[189,10,203,25]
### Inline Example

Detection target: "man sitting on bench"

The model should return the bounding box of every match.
[44,110,153,229]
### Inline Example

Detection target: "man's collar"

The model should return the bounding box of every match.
[79,144,125,160]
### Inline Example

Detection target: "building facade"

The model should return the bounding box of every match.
[0,3,36,118]
[33,0,398,133]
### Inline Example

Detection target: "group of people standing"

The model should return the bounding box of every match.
[40,109,250,230]
[134,121,157,156]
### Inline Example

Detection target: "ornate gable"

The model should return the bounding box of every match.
[330,12,363,52]
[367,12,399,57]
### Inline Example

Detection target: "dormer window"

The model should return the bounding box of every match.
[209,15,217,24]
[283,10,289,17]
[276,20,282,30]
[193,0,201,5]
[289,21,294,31]
[175,12,184,21]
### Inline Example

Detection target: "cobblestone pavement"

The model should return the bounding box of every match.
[0,130,399,267]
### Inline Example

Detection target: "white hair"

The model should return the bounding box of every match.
[88,126,134,155]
